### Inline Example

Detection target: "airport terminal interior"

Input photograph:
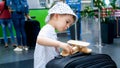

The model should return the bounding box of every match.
[0,33,120,68]
[0,0,120,68]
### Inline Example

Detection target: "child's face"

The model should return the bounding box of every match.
[55,14,75,32]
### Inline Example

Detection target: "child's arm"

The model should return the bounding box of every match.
[36,36,73,54]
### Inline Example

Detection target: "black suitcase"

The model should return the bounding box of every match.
[101,18,114,44]
[46,52,117,68]
[25,20,40,48]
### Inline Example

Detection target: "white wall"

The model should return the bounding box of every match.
[27,0,46,9]
[27,0,56,9]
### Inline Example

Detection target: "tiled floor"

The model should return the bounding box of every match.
[0,43,34,68]
[0,33,120,68]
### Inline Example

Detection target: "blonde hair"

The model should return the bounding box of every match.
[49,14,76,23]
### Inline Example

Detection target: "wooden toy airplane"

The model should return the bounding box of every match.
[60,40,92,56]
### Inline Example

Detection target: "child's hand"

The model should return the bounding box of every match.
[58,42,73,55]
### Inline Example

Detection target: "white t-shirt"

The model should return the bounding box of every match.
[34,24,59,68]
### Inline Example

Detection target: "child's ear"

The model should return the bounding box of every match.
[54,14,59,20]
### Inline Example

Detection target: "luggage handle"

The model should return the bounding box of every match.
[69,52,91,58]
[26,16,36,21]
[31,16,36,19]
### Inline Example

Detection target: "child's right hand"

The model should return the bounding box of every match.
[58,42,73,55]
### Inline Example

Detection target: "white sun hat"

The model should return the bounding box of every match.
[45,2,78,23]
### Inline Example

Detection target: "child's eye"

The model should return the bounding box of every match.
[66,21,69,24]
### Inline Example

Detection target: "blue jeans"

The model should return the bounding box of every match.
[0,19,15,44]
[12,18,27,46]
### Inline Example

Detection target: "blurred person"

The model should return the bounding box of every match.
[0,0,16,48]
[6,0,30,51]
